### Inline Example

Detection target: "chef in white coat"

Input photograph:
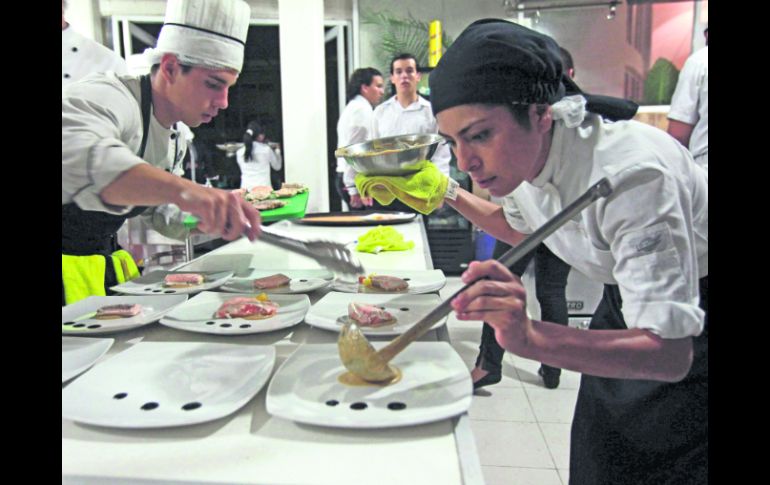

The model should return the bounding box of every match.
[235,121,282,190]
[423,19,708,484]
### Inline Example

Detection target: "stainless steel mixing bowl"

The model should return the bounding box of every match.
[334,133,445,176]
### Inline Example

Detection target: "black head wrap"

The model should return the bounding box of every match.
[430,19,638,121]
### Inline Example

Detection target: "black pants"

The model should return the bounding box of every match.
[334,173,352,209]
[569,276,708,484]
[476,241,571,376]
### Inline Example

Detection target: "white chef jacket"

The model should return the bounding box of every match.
[371,95,451,176]
[502,114,708,339]
[62,72,189,240]
[236,142,282,189]
[62,26,127,90]
[337,95,375,195]
[668,46,708,171]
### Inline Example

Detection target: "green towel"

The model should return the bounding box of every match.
[62,250,141,305]
[355,160,447,215]
[356,226,415,254]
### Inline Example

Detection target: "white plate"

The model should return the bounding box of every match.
[266,342,472,428]
[220,269,333,294]
[159,291,310,335]
[331,270,446,294]
[304,292,447,336]
[62,294,188,335]
[62,337,114,383]
[62,342,275,428]
[109,270,234,296]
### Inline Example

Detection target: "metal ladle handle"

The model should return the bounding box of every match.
[375,178,614,364]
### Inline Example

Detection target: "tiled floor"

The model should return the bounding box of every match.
[440,277,580,485]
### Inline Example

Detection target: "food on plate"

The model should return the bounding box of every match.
[273,187,299,198]
[251,199,287,211]
[95,303,142,319]
[348,302,396,327]
[215,293,279,319]
[245,186,274,201]
[358,274,409,292]
[281,182,308,192]
[252,273,292,290]
[164,273,205,287]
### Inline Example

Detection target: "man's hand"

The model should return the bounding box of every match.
[349,194,374,209]
[450,260,534,354]
[177,185,262,241]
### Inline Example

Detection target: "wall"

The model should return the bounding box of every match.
[650,2,694,70]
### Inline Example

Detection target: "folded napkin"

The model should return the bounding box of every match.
[354,161,447,215]
[356,226,415,254]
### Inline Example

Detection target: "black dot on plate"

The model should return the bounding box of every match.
[325,400,339,406]
[205,321,215,325]
[87,324,102,329]
[239,324,251,328]
[152,290,162,293]
[387,402,407,411]
[220,323,232,328]
[399,307,410,312]
[163,290,176,294]
[181,402,202,411]
[63,73,70,78]
[299,279,308,282]
[350,402,368,410]
[63,321,75,326]
[403,278,411,281]
[144,288,153,291]
[113,393,128,400]
[73,323,85,328]
[72,47,78,52]
[141,402,159,411]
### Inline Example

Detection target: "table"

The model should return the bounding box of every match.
[62,218,483,485]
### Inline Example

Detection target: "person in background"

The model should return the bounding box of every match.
[236,121,283,190]
[472,46,578,391]
[668,26,708,171]
[62,0,261,306]
[419,18,706,483]
[336,68,385,210]
[62,0,127,89]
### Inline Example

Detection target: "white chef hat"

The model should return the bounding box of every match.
[144,0,251,73]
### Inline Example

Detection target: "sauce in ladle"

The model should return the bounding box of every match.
[338,366,402,387]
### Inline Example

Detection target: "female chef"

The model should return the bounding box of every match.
[235,121,283,190]
[429,19,708,484]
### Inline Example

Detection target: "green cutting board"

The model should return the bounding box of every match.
[184,191,309,229]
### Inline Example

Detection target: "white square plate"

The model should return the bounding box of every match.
[219,269,333,294]
[331,270,446,294]
[304,292,447,336]
[62,342,275,428]
[109,270,234,296]
[62,337,114,383]
[159,291,310,335]
[62,294,188,335]
[266,342,472,428]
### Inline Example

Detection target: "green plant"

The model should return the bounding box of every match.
[643,58,680,105]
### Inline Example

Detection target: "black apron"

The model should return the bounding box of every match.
[61,75,154,303]
[569,276,708,485]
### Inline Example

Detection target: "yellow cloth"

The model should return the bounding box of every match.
[62,250,141,305]
[355,161,447,215]
[356,226,415,254]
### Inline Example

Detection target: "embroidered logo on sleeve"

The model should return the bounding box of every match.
[627,224,672,255]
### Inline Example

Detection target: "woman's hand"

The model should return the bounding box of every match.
[451,260,534,354]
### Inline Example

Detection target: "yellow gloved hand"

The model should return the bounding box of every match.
[356,226,415,254]
[354,161,448,215]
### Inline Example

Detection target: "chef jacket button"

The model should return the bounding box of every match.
[170,133,177,140]
[64,73,71,79]
[72,47,78,52]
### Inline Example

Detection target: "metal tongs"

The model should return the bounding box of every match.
[338,178,614,382]
[257,228,365,276]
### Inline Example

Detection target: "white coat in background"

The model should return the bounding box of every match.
[235,142,283,189]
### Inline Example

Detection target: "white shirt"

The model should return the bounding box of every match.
[62,72,189,239]
[337,95,375,195]
[502,115,708,340]
[62,26,128,90]
[668,46,708,170]
[371,95,451,176]
[235,142,282,189]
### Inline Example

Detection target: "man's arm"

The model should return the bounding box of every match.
[667,119,695,148]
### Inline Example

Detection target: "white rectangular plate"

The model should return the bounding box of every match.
[304,292,447,336]
[62,294,188,335]
[266,342,472,428]
[62,342,275,428]
[219,269,333,294]
[159,291,310,335]
[331,270,446,294]
[109,270,234,296]
[62,337,114,383]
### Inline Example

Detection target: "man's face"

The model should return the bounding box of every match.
[437,104,550,197]
[361,75,385,107]
[167,64,239,127]
[390,59,421,98]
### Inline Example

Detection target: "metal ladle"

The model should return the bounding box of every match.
[338,178,614,383]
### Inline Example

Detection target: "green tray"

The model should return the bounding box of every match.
[184,191,309,229]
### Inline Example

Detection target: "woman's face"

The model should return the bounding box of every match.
[437,104,553,197]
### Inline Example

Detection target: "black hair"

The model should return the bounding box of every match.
[390,53,419,74]
[346,68,382,103]
[242,121,265,162]
[504,103,549,131]
[150,63,193,75]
